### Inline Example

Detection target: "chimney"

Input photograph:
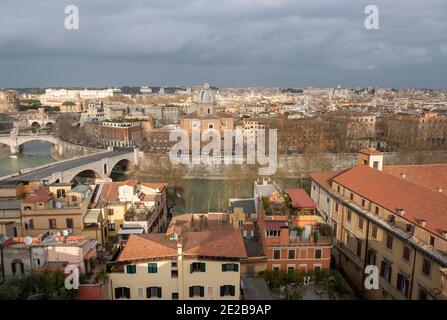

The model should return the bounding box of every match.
[397,208,406,216]
[437,187,443,193]
[177,243,183,256]
[401,173,406,178]
[419,219,427,227]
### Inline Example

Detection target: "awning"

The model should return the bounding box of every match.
[117,228,144,235]
[84,210,100,224]
[84,248,96,261]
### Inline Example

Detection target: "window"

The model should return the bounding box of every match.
[358,217,364,230]
[386,234,393,250]
[171,270,178,278]
[108,222,115,231]
[375,206,380,215]
[189,286,205,297]
[146,287,162,298]
[361,199,366,207]
[208,124,214,129]
[66,218,73,229]
[115,287,130,299]
[337,186,341,193]
[71,196,77,202]
[315,249,322,259]
[402,246,411,262]
[356,238,362,257]
[220,285,235,297]
[350,193,354,200]
[108,208,114,216]
[24,206,32,210]
[422,258,431,277]
[406,224,413,233]
[190,262,206,273]
[11,262,25,275]
[172,292,179,300]
[222,263,239,272]
[126,264,137,274]
[288,250,295,260]
[418,287,428,300]
[49,219,57,229]
[314,265,321,273]
[396,273,409,297]
[171,262,177,269]
[380,260,392,283]
[373,161,379,169]
[25,219,34,230]
[335,202,339,212]
[273,250,281,260]
[56,189,66,198]
[347,210,352,222]
[272,266,280,273]
[147,263,158,273]
[429,236,435,246]
[367,249,376,265]
[371,225,378,239]
[333,222,338,239]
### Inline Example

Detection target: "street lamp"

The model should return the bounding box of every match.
[24,236,33,273]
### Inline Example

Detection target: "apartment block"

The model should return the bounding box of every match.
[309,148,447,300]
[255,181,332,274]
[107,213,247,300]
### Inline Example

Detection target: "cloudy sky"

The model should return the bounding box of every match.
[0,0,446,88]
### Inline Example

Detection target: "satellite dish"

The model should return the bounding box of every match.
[61,230,69,237]
[24,236,33,246]
[55,201,62,209]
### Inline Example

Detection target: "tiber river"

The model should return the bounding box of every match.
[0,141,309,214]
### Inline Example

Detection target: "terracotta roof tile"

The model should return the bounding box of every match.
[118,229,247,261]
[333,165,447,236]
[285,188,316,209]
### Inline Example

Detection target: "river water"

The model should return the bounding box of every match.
[0,141,55,177]
[0,141,308,214]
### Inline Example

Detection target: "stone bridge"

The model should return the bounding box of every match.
[16,114,57,129]
[0,148,140,184]
[0,133,61,154]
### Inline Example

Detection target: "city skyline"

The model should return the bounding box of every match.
[0,0,446,88]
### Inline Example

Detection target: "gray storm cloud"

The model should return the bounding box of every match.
[0,0,446,87]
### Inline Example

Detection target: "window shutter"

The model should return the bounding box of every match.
[157,287,162,298]
[146,287,151,298]
[230,286,235,296]
[222,264,227,272]
[200,263,206,272]
[125,287,131,299]
[11,263,16,274]
[200,286,204,297]
[388,266,392,282]
[20,263,25,274]
[189,287,194,297]
[234,264,239,272]
[115,288,121,299]
[190,263,194,273]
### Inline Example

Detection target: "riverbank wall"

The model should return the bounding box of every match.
[51,140,105,161]
[136,150,447,179]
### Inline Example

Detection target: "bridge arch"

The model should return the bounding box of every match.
[67,169,105,184]
[31,122,41,129]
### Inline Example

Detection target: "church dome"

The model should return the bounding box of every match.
[197,81,216,104]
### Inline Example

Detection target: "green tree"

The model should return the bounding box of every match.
[0,269,74,300]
